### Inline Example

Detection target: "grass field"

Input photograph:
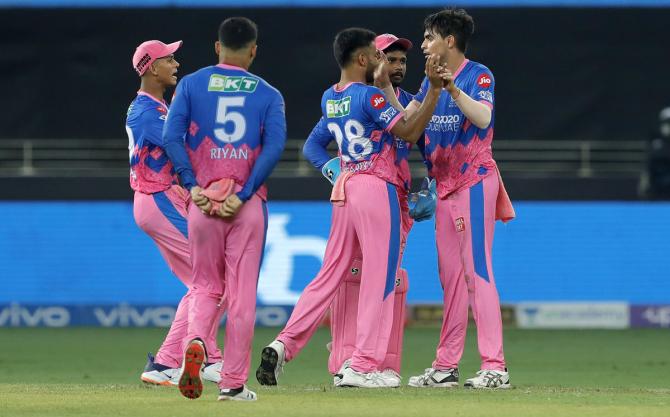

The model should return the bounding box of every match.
[1,326,669,417]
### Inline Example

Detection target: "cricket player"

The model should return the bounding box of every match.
[314,33,433,386]
[126,39,223,386]
[398,9,516,389]
[256,27,444,388]
[162,17,286,402]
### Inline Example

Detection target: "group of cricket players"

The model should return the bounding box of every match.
[125,7,515,402]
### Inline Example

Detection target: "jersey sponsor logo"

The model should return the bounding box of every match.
[208,74,259,93]
[370,94,386,109]
[427,113,461,133]
[326,96,351,118]
[477,73,492,88]
[478,90,493,102]
[379,107,398,123]
[455,217,465,232]
[431,114,460,124]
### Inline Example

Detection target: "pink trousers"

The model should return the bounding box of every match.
[133,186,222,368]
[277,174,401,373]
[183,190,267,389]
[433,174,506,371]
[327,193,412,374]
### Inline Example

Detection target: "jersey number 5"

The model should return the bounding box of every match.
[215,96,247,143]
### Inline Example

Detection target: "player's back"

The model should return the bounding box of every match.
[125,93,174,194]
[321,82,402,188]
[172,64,284,189]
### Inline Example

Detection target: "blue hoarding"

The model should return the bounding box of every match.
[1,201,669,307]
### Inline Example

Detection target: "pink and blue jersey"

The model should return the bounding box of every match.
[162,64,286,201]
[125,92,176,194]
[302,82,404,188]
[414,59,496,197]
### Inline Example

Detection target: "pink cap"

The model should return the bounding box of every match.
[375,33,412,52]
[132,40,182,76]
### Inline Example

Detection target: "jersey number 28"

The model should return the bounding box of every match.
[327,119,372,162]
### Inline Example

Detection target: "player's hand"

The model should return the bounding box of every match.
[438,66,456,93]
[373,50,391,89]
[425,54,443,90]
[191,186,212,214]
[218,194,244,218]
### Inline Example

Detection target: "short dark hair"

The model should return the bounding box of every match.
[333,28,376,68]
[218,17,258,50]
[424,8,475,53]
[383,43,409,54]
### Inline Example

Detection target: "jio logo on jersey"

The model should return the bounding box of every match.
[370,94,386,109]
[477,74,492,88]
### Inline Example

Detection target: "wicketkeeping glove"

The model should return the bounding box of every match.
[321,157,341,185]
[408,177,437,222]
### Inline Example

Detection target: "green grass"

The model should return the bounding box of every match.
[0,327,669,417]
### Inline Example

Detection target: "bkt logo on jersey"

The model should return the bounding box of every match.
[477,73,492,88]
[208,74,259,93]
[326,97,351,118]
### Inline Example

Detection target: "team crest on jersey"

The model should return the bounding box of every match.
[455,217,465,232]
[208,74,258,93]
[370,94,386,109]
[326,96,351,118]
[477,73,492,88]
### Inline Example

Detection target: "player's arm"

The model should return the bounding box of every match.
[302,117,334,170]
[235,92,287,203]
[387,55,444,144]
[162,79,211,213]
[140,109,167,147]
[444,69,493,129]
[162,78,197,190]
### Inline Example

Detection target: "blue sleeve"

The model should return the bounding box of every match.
[467,68,495,108]
[414,77,429,103]
[237,91,287,202]
[362,86,403,131]
[162,78,197,190]
[302,117,334,170]
[140,109,166,147]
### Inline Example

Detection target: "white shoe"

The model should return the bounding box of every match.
[202,361,223,383]
[140,352,180,386]
[170,360,223,386]
[408,367,459,388]
[380,369,402,387]
[333,358,351,386]
[464,369,511,389]
[339,366,398,388]
[256,340,285,386]
[218,385,258,401]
